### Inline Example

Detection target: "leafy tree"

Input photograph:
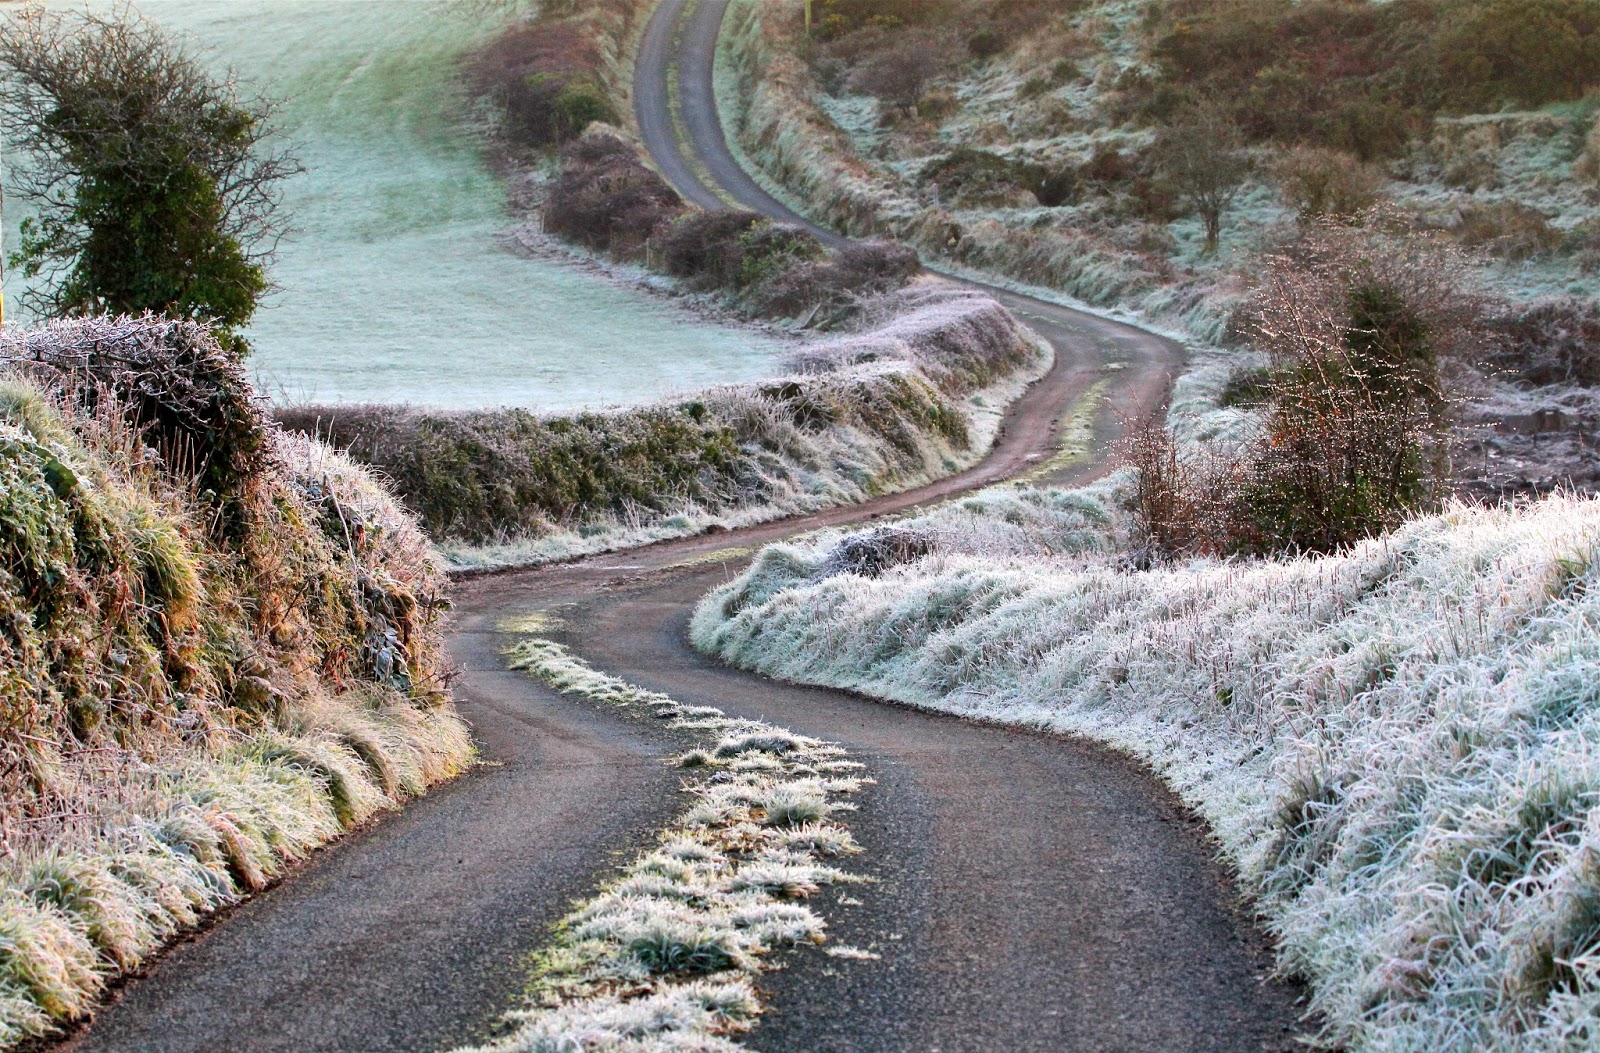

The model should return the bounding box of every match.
[0,5,299,356]
[1152,104,1249,254]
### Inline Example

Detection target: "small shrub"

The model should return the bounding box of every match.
[660,210,765,290]
[965,26,1005,59]
[817,526,933,579]
[846,34,944,111]
[1457,201,1563,262]
[1578,114,1600,183]
[1273,146,1382,221]
[1217,365,1276,408]
[738,224,824,289]
[1130,222,1484,558]
[920,147,1045,207]
[468,22,617,149]
[544,133,686,258]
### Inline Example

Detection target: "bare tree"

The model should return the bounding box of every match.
[1152,103,1249,254]
[0,3,300,353]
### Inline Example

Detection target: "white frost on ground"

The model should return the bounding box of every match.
[693,492,1600,1051]
[454,636,869,1053]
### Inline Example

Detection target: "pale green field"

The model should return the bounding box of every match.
[2,1,781,410]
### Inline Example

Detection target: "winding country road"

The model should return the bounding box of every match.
[57,3,1307,1051]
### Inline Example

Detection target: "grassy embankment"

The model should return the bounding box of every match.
[0,318,470,1047]
[692,469,1600,1050]
[698,9,1600,1045]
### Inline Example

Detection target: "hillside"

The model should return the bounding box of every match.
[717,0,1600,499]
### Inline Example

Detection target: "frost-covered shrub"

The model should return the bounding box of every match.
[816,526,932,580]
[545,132,687,258]
[2,315,270,537]
[660,210,767,290]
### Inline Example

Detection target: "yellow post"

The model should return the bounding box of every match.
[804,0,812,35]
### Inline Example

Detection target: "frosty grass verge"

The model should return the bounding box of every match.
[456,630,870,1052]
[693,491,1600,1051]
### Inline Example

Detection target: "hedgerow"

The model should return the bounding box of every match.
[280,284,1042,555]
[0,316,470,1045]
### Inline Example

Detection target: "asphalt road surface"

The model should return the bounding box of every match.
[55,3,1308,1050]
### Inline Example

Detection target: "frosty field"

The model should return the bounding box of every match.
[2,1,782,411]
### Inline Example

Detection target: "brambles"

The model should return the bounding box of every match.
[1484,298,1600,388]
[467,20,618,149]
[2,316,270,538]
[544,134,687,258]
[0,6,299,356]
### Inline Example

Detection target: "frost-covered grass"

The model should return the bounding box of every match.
[456,637,867,1053]
[2,1,783,410]
[693,492,1600,1051]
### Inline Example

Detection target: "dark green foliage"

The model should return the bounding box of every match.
[661,211,768,289]
[1218,366,1277,408]
[0,7,296,355]
[920,148,1045,207]
[278,403,747,541]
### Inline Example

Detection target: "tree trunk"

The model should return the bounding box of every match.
[1202,208,1221,254]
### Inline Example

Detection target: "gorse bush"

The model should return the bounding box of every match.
[0,317,469,1042]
